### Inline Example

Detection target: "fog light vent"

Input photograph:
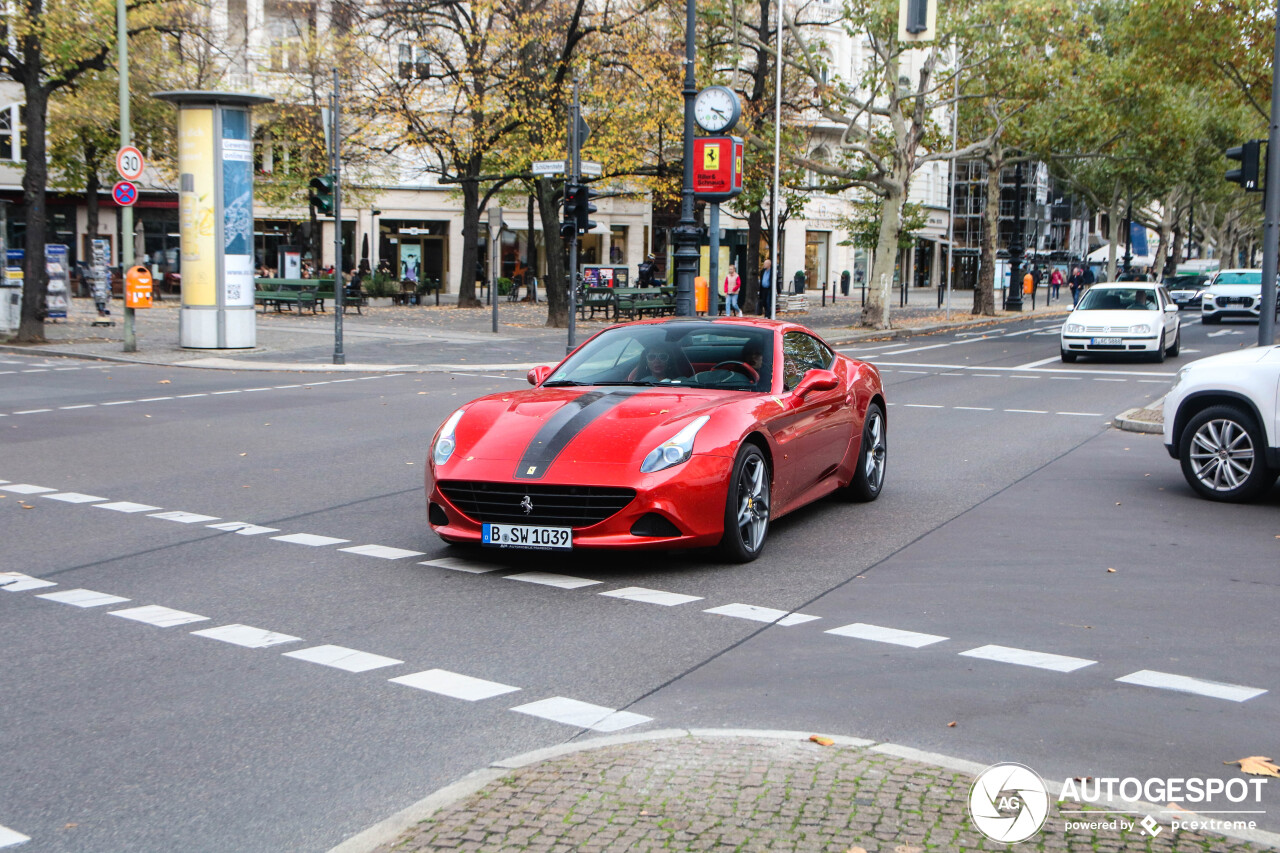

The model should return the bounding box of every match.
[428,502,449,526]
[630,513,681,537]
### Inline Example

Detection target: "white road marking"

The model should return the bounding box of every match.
[1116,670,1266,702]
[953,406,993,412]
[110,605,210,628]
[1056,411,1103,417]
[58,404,95,409]
[207,522,279,535]
[903,404,944,409]
[42,492,106,503]
[506,571,602,589]
[0,484,55,494]
[600,587,704,607]
[1093,378,1126,382]
[391,669,521,701]
[136,397,173,402]
[37,589,131,608]
[192,624,302,648]
[1005,409,1048,414]
[825,622,948,648]
[95,501,161,513]
[149,511,221,524]
[1009,375,1040,380]
[869,360,1175,377]
[0,572,56,592]
[1013,356,1062,369]
[959,644,1096,673]
[13,409,51,415]
[338,544,427,560]
[177,393,207,398]
[420,557,498,574]
[972,373,1002,378]
[271,533,350,547]
[703,603,820,626]
[0,824,30,848]
[899,370,930,374]
[1137,379,1168,384]
[212,390,241,395]
[511,697,651,732]
[101,400,136,406]
[283,645,403,673]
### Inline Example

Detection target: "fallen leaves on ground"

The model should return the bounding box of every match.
[1226,756,1280,777]
[809,735,834,746]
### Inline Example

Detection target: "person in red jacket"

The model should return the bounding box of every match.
[721,265,742,316]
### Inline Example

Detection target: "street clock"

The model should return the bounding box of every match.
[694,86,741,134]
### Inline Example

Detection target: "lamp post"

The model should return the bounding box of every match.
[1122,198,1133,275]
[1004,162,1024,312]
[671,0,699,317]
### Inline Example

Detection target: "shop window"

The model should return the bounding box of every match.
[0,103,22,162]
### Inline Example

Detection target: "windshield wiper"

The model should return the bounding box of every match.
[541,379,593,386]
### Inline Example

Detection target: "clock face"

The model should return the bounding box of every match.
[695,86,739,133]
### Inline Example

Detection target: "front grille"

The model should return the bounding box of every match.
[1083,325,1128,334]
[438,481,636,527]
[1218,296,1254,307]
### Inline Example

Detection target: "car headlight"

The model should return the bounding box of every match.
[1064,323,1084,333]
[432,409,466,466]
[1172,366,1191,388]
[640,415,710,474]
[1130,324,1152,335]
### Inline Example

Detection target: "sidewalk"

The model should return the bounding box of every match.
[0,287,1070,372]
[335,729,1280,852]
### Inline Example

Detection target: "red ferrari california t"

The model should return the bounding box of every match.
[425,317,886,562]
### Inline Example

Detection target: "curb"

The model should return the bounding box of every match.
[326,727,1280,853]
[1113,398,1166,434]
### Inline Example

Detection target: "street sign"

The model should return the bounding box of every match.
[112,180,138,207]
[580,161,603,178]
[116,146,145,181]
[533,160,566,176]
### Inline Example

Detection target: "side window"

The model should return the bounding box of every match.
[783,332,829,389]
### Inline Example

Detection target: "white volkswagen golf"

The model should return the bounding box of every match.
[1060,284,1181,363]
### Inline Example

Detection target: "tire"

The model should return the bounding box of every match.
[1060,348,1077,363]
[1202,314,1218,325]
[1179,405,1278,502]
[1168,327,1180,357]
[1150,331,1166,363]
[843,402,886,502]
[719,444,771,562]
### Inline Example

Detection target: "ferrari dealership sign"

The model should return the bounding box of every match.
[693,136,744,202]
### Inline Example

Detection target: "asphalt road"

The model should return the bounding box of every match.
[2,312,1277,852]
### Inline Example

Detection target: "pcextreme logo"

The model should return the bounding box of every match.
[969,763,1050,843]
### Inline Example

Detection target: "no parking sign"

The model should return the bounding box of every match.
[112,181,138,207]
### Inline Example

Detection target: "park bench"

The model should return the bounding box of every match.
[614,287,676,321]
[576,287,618,321]
[254,279,318,314]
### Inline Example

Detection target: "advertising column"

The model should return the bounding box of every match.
[155,91,273,348]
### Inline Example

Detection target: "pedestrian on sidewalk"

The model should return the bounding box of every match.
[721,265,742,316]
[1069,265,1085,306]
[1050,267,1063,300]
[758,260,772,317]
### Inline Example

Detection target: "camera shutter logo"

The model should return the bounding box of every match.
[969,763,1050,843]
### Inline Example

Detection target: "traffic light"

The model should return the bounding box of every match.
[309,175,335,215]
[576,184,598,232]
[562,183,581,238]
[1226,140,1262,191]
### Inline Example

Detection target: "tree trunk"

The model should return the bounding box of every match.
[975,155,1000,315]
[742,209,762,314]
[525,193,537,301]
[85,140,101,296]
[1106,200,1123,281]
[456,179,482,307]
[1167,224,1182,277]
[861,186,902,329]
[536,177,568,327]
[18,82,49,343]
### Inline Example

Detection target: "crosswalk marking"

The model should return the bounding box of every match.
[37,589,131,608]
[338,544,426,560]
[42,492,107,503]
[600,587,704,607]
[1116,670,1266,702]
[95,501,161,513]
[704,603,820,626]
[826,622,948,648]
[149,511,221,524]
[959,644,1096,673]
[110,605,210,628]
[271,533,350,547]
[192,624,302,648]
[391,669,520,701]
[419,557,497,573]
[506,571,601,589]
[511,697,651,732]
[283,645,402,673]
[207,521,279,536]
[0,823,30,848]
[0,484,55,494]
[0,573,56,592]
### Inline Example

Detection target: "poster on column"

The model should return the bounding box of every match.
[221,109,254,307]
[179,108,217,307]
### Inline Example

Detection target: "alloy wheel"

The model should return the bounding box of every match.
[735,453,770,553]
[1189,418,1255,491]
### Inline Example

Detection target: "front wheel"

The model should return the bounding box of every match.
[719,445,771,562]
[1179,405,1277,502]
[1150,331,1166,363]
[842,402,886,502]
[1168,327,1180,357]
[1060,348,1078,363]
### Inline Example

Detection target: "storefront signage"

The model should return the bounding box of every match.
[693,136,744,202]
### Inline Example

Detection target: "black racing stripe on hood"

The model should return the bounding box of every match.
[514,389,649,480]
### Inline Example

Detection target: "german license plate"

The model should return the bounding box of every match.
[1091,337,1122,345]
[482,523,572,551]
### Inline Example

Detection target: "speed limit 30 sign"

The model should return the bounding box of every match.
[116,146,145,181]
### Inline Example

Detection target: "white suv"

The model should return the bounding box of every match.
[1164,346,1280,501]
[1200,269,1263,324]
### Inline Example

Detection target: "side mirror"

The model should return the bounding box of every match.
[527,365,553,386]
[1165,303,1178,313]
[793,368,839,399]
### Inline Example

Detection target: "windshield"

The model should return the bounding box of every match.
[545,322,775,392]
[1213,271,1262,285]
[1076,288,1159,311]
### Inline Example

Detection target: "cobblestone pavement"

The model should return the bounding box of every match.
[368,734,1275,852]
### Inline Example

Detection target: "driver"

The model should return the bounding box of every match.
[634,343,688,382]
[742,341,765,372]
[1131,290,1152,309]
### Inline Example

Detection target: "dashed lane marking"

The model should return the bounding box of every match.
[704,603,820,627]
[0,824,30,848]
[149,511,221,524]
[110,605,210,628]
[192,624,302,648]
[1116,670,1266,703]
[37,588,130,608]
[0,573,56,592]
[506,571,602,590]
[391,669,521,701]
[1004,409,1049,414]
[825,622,948,648]
[271,533,350,547]
[960,644,1096,673]
[339,544,427,560]
[419,557,498,573]
[43,492,107,503]
[511,697,651,732]
[0,484,55,495]
[207,521,279,535]
[283,644,403,673]
[600,587,704,607]
[95,501,161,513]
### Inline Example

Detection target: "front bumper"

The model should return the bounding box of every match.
[425,454,736,550]
[1061,334,1161,353]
